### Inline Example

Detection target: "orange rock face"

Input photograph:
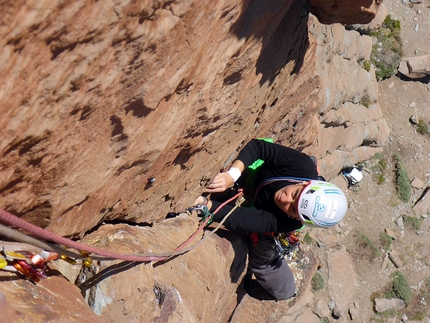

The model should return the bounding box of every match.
[0,0,385,237]
[0,0,386,321]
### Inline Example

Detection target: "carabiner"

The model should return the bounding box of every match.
[187,204,207,214]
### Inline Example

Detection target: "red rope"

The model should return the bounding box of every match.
[0,191,242,263]
[173,190,243,251]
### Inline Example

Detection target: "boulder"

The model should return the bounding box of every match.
[413,188,430,216]
[374,298,405,312]
[398,55,430,79]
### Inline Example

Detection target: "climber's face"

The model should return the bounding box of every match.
[274,183,308,219]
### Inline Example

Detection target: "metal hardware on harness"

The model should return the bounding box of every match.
[274,232,301,260]
[0,248,55,282]
[187,204,214,225]
[187,204,206,213]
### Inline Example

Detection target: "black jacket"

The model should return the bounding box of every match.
[209,139,318,233]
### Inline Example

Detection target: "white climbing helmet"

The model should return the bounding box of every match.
[297,180,348,228]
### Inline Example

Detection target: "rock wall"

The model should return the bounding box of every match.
[0,0,388,322]
[0,0,385,237]
[307,0,381,24]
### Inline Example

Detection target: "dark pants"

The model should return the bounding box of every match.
[210,188,296,300]
[248,233,296,300]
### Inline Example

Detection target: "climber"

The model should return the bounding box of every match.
[195,138,348,300]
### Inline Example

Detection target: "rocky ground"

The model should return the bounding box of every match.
[308,0,430,322]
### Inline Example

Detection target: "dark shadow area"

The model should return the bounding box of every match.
[397,72,430,84]
[0,266,63,285]
[77,261,139,297]
[229,0,310,85]
[172,145,193,167]
[0,275,23,282]
[124,98,153,118]
[209,227,248,284]
[307,0,375,25]
[243,277,277,300]
[109,116,125,137]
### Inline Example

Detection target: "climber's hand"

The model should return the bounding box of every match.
[204,172,234,193]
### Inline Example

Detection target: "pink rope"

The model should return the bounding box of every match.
[0,192,242,263]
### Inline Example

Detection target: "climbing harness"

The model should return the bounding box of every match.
[0,191,244,282]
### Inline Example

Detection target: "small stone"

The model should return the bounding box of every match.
[413,188,430,216]
[415,24,419,32]
[411,177,425,189]
[389,250,403,268]
[314,300,331,318]
[349,307,359,320]
[316,231,340,248]
[332,304,344,318]
[410,114,418,125]
[388,82,395,89]
[409,101,416,108]
[381,253,389,270]
[396,216,404,228]
[385,228,396,240]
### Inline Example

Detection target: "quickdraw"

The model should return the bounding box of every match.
[0,248,58,283]
[186,204,214,226]
[0,246,95,283]
[59,250,93,267]
[274,231,301,260]
[0,190,244,283]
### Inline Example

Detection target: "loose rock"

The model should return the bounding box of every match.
[374,298,405,312]
[389,249,403,268]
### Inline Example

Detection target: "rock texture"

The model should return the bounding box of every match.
[0,0,387,237]
[73,215,248,323]
[307,0,382,24]
[0,243,104,323]
[327,246,358,317]
[0,0,387,322]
